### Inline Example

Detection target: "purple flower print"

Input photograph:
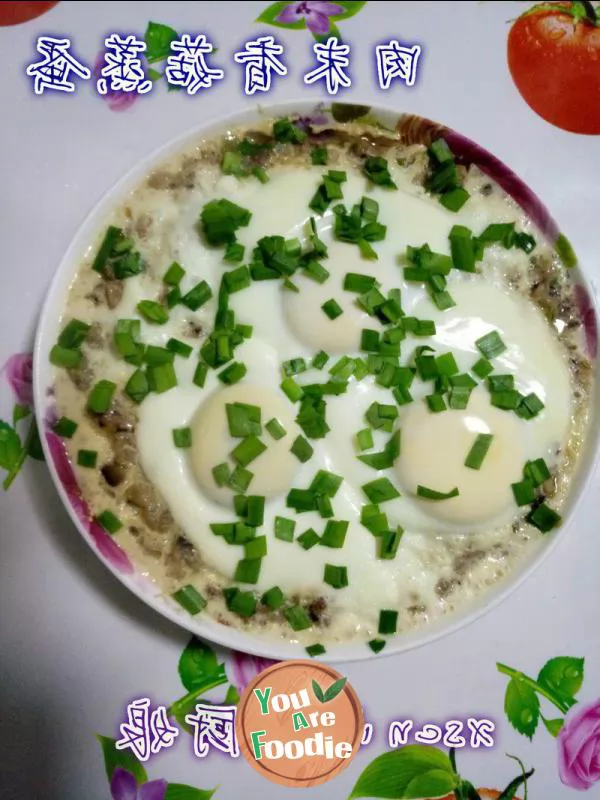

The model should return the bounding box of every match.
[93,53,138,112]
[2,353,33,406]
[558,698,600,790]
[574,283,598,360]
[45,426,133,574]
[276,1,344,35]
[230,651,277,692]
[111,768,167,800]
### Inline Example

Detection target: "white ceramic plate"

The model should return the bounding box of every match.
[33,101,600,661]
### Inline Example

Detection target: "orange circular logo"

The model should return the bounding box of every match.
[236,659,364,788]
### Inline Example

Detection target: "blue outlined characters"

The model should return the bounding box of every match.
[26,37,91,94]
[304,36,351,95]
[375,39,422,89]
[97,34,152,96]
[234,35,287,95]
[115,697,179,761]
[185,703,240,758]
[165,34,224,94]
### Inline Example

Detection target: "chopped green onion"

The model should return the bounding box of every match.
[172,584,207,615]
[311,146,328,165]
[246,496,265,527]
[234,558,262,584]
[512,478,536,506]
[137,300,169,325]
[356,428,374,452]
[514,232,536,253]
[166,338,193,359]
[358,430,400,470]
[58,319,90,349]
[291,435,314,463]
[124,369,149,404]
[77,449,98,468]
[281,376,303,402]
[324,564,348,589]
[234,495,248,517]
[229,590,257,618]
[524,458,551,487]
[91,226,122,273]
[490,390,521,410]
[273,117,307,144]
[297,528,320,549]
[440,186,470,212]
[306,643,326,657]
[415,354,438,381]
[431,290,456,311]
[344,273,378,293]
[417,485,459,500]
[380,527,403,560]
[274,516,296,542]
[362,477,401,504]
[244,536,267,560]
[517,392,545,419]
[320,519,349,548]
[526,502,561,533]
[231,523,256,544]
[181,280,213,311]
[226,402,261,438]
[87,380,116,414]
[365,402,398,432]
[262,586,284,610]
[369,639,386,653]
[166,287,181,308]
[200,198,252,246]
[229,465,253,493]
[283,604,312,631]
[53,416,78,438]
[163,262,185,285]
[265,417,287,440]
[303,259,330,284]
[313,351,329,370]
[230,436,267,467]
[223,241,245,264]
[218,362,247,385]
[360,504,389,535]
[147,362,177,393]
[212,462,231,487]
[309,469,343,497]
[252,166,269,184]
[144,345,174,366]
[322,299,343,320]
[476,330,506,359]
[282,357,307,377]
[449,225,476,273]
[317,494,333,519]
[472,357,493,379]
[172,427,192,448]
[363,156,397,189]
[378,609,398,635]
[464,433,493,470]
[95,510,122,534]
[193,361,208,388]
[287,488,318,513]
[426,394,447,413]
[488,375,515,392]
[49,345,82,368]
[436,353,459,376]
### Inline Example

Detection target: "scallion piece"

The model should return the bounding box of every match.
[311,146,328,165]
[229,590,258,618]
[172,427,192,448]
[361,504,389,535]
[273,117,307,144]
[524,458,551,487]
[324,564,348,589]
[369,639,386,653]
[137,300,169,325]
[224,266,251,295]
[491,390,521,410]
[297,528,320,549]
[322,299,343,320]
[472,357,493,379]
[283,604,312,631]
[95,510,122,534]
[181,280,212,311]
[172,584,207,615]
[417,485,459,500]
[252,166,269,184]
[378,609,398,635]
[147,362,177,394]
[246,496,265,527]
[53,416,78,438]
[476,330,506,359]
[440,187,470,212]
[358,430,400,470]
[291,435,314,463]
[309,469,343,497]
[274,516,296,542]
[287,488,318,513]
[144,345,174,366]
[380,527,403,560]
[200,198,252,246]
[362,477,400,504]
[166,338,193,359]
[212,462,231,487]
[226,402,261,438]
[449,225,476,272]
[526,502,561,533]
[426,394,447,413]
[282,357,307,377]
[488,374,514,392]
[306,643,326,657]
[229,465,253,493]
[49,345,82,369]
[356,428,374,452]
[193,362,208,388]
[218,362,247,385]
[58,319,90,349]
[232,523,256,544]
[234,558,262,584]
[512,478,536,506]
[77,449,97,468]
[320,519,349,548]
[363,156,397,189]
[223,241,245,264]
[317,494,333,519]
[312,351,329,370]
[464,433,493,470]
[344,273,378,293]
[234,495,248,517]
[517,392,545,419]
[262,586,284,610]
[166,287,181,308]
[281,377,303,402]
[163,262,185,286]
[265,417,286,440]
[230,436,267,467]
[87,380,116,414]
[124,369,148,404]
[244,536,267,560]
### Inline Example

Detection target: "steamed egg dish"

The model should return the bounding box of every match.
[50,115,593,650]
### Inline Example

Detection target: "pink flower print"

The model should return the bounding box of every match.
[276,1,344,36]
